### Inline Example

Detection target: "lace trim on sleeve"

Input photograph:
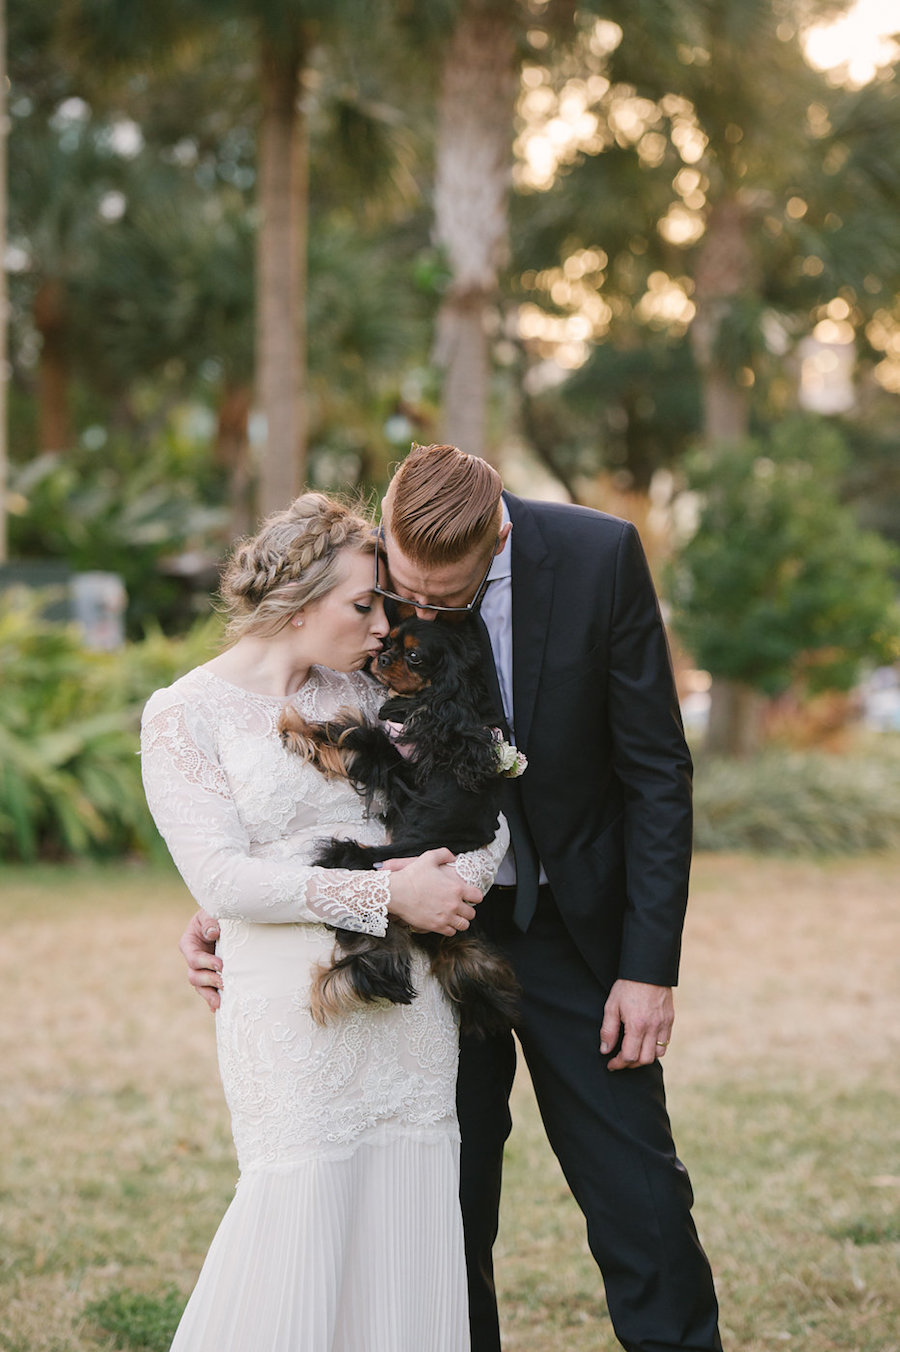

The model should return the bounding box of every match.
[303,870,390,935]
[452,814,510,893]
[199,864,390,933]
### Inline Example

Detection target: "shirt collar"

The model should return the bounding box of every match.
[487,500,512,583]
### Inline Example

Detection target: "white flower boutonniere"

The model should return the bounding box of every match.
[492,729,528,778]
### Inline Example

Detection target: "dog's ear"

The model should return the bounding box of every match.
[408,626,499,790]
[410,625,471,715]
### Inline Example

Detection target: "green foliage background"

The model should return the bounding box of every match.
[5,2,900,860]
[0,595,221,861]
[667,418,900,695]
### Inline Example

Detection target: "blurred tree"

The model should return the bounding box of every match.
[406,0,624,464]
[509,1,900,491]
[609,0,900,445]
[9,2,429,535]
[7,108,131,455]
[666,417,900,755]
[429,0,519,461]
[56,0,406,516]
[0,0,8,561]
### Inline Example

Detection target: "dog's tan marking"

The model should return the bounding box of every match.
[278,706,360,781]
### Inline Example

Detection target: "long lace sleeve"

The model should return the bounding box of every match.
[140,693,390,935]
[452,814,510,893]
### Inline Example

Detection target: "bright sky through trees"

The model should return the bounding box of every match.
[804,0,900,86]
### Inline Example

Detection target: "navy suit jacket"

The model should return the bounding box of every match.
[497,491,693,989]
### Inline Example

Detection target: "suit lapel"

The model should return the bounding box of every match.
[506,493,553,754]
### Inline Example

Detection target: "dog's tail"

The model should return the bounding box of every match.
[425,935,520,1040]
[309,927,418,1027]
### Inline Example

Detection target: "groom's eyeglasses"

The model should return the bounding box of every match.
[373,527,497,615]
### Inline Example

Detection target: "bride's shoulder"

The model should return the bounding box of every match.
[142,666,216,723]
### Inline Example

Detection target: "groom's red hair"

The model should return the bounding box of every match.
[385,443,503,566]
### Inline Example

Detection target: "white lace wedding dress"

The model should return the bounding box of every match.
[141,664,508,1352]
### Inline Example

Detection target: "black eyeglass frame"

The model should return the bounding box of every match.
[372,526,498,615]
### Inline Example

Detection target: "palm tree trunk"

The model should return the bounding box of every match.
[433,0,517,461]
[705,678,765,757]
[0,0,7,561]
[690,198,754,445]
[255,33,308,517]
[34,279,72,455]
[215,382,254,539]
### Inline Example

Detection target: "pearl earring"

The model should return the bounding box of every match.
[292,617,303,628]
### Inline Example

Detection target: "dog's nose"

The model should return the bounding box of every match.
[377,650,394,668]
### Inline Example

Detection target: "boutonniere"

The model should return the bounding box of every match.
[492,729,528,778]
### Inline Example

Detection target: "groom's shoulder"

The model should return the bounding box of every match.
[506,491,634,550]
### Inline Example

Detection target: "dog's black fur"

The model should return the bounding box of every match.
[278,615,520,1038]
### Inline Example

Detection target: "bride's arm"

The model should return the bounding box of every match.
[142,691,482,937]
[141,693,392,934]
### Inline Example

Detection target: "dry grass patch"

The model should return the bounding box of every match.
[1,855,899,1351]
[0,864,233,1352]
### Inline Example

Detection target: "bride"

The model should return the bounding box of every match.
[140,493,508,1352]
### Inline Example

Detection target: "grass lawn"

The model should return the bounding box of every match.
[1,854,898,1351]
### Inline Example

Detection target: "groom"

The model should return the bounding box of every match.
[182,443,722,1352]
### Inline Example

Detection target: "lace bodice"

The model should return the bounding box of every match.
[140,664,508,934]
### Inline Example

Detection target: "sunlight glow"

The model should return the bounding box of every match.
[513,3,900,386]
[657,204,706,247]
[635,273,696,333]
[865,308,900,392]
[515,69,612,190]
[804,0,900,87]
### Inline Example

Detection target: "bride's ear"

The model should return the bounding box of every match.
[290,614,304,629]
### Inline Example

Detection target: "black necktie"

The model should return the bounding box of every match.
[472,609,507,733]
[473,612,540,932]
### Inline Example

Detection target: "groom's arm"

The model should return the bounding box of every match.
[179,910,223,1011]
[600,522,689,1071]
[607,521,693,988]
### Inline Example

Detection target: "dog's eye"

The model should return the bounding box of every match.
[406,650,422,667]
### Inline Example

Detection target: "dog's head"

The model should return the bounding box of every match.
[370,616,482,699]
[370,615,500,790]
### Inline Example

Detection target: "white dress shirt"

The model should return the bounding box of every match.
[477,503,546,888]
[478,502,514,736]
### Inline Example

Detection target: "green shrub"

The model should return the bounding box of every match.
[8,444,228,638]
[0,594,221,861]
[668,419,900,698]
[693,746,900,855]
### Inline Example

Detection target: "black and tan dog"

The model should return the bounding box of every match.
[278,615,520,1037]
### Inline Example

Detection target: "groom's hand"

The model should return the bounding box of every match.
[600,979,674,1071]
[178,909,223,1012]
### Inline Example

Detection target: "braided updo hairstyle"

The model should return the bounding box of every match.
[220,493,377,640]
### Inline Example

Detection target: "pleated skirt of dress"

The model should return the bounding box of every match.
[168,1127,470,1352]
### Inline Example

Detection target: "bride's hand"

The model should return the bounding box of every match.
[386,848,482,936]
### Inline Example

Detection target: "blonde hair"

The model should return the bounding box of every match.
[220,493,376,640]
[385,444,503,566]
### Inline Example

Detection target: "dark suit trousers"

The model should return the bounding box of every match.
[458,886,722,1352]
